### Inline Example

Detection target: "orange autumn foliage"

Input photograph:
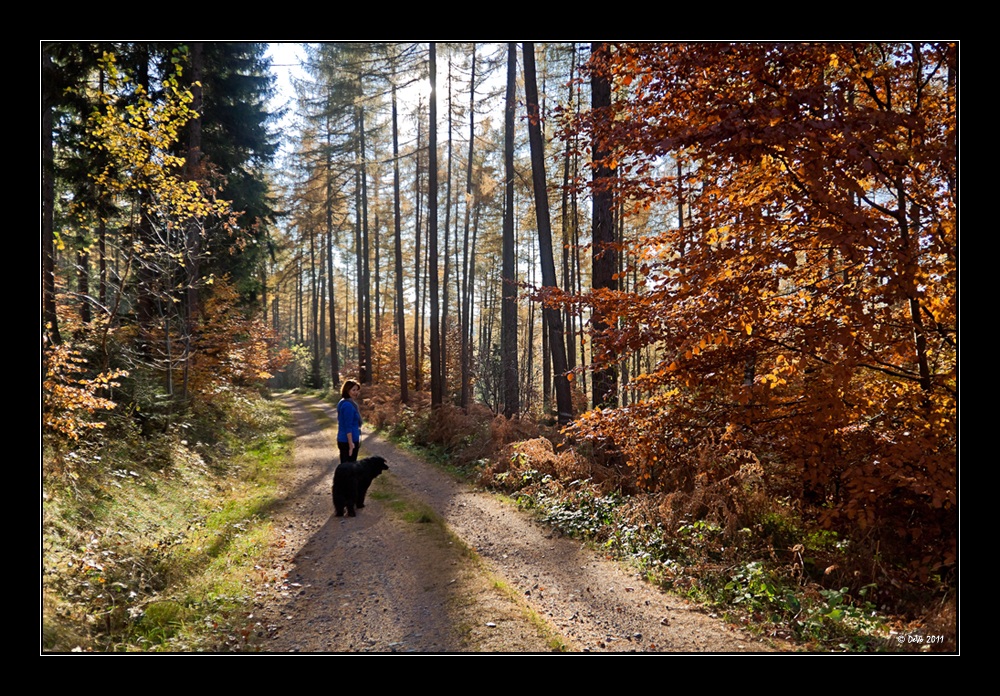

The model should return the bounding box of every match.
[186,279,291,398]
[42,341,127,441]
[563,43,956,577]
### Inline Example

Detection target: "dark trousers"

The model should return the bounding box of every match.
[338,440,359,463]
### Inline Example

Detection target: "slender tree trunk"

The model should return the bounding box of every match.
[345,263,353,366]
[501,43,519,417]
[81,63,117,357]
[946,43,957,200]
[183,41,204,393]
[897,184,932,395]
[328,262,340,384]
[523,43,573,425]
[413,98,424,392]
[590,41,618,408]
[620,180,630,405]
[354,100,370,384]
[135,47,157,336]
[77,249,91,324]
[441,56,454,396]
[561,44,577,382]
[98,217,107,308]
[524,235,536,411]
[542,304,550,412]
[97,44,107,312]
[429,43,443,406]
[97,41,107,314]
[373,211,381,341]
[677,159,689,256]
[460,46,476,410]
[481,253,496,363]
[360,98,373,384]
[392,83,409,404]
[326,119,340,385]
[296,258,303,345]
[319,244,327,379]
[572,93,586,400]
[42,47,61,345]
[466,189,480,393]
[355,143,364,379]
[310,223,322,386]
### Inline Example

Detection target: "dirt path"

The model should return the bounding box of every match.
[252,394,776,653]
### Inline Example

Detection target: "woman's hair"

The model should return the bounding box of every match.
[341,380,360,399]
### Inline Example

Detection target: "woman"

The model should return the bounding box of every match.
[337,380,363,463]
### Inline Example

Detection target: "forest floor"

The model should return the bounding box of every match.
[250,393,782,653]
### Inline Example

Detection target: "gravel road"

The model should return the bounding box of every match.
[252,394,776,653]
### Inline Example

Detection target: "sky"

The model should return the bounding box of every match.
[263,42,508,161]
[266,43,309,158]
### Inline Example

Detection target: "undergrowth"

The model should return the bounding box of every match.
[42,392,291,652]
[364,384,955,653]
[491,455,928,652]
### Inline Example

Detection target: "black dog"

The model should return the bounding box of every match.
[332,456,389,517]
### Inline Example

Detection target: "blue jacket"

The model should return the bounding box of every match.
[337,398,362,444]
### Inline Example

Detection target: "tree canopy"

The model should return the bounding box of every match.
[564,42,956,576]
[43,41,957,585]
[42,42,282,431]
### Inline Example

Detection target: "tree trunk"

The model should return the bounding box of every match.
[326,116,340,385]
[360,96,373,385]
[413,97,424,392]
[392,83,409,404]
[296,258,303,345]
[183,41,204,394]
[373,211,381,341]
[590,42,619,408]
[428,43,443,406]
[572,97,585,401]
[441,56,454,397]
[466,189,481,402]
[319,240,327,380]
[134,46,157,336]
[460,46,476,410]
[354,100,370,384]
[561,44,577,381]
[523,43,573,425]
[310,222,322,386]
[77,248,91,324]
[501,44,519,417]
[42,47,61,344]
